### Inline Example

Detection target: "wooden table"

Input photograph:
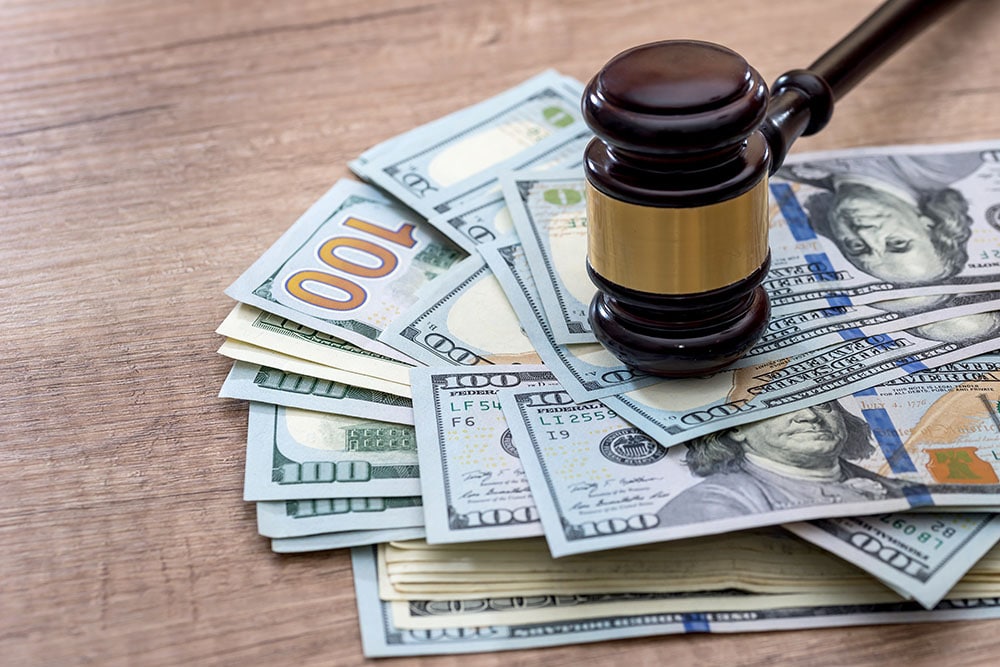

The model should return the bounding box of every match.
[4,0,1000,664]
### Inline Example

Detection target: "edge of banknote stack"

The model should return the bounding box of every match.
[215,69,1000,656]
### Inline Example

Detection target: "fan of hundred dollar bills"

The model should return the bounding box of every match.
[216,70,1000,656]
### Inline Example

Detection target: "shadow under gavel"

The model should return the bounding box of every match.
[584,0,963,377]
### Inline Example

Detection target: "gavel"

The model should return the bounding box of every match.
[584,0,963,377]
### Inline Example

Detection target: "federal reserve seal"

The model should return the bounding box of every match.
[598,429,665,466]
[986,203,1000,233]
[499,428,519,458]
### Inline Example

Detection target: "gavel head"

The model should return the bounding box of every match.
[583,39,773,377]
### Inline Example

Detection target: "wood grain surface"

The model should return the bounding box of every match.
[3,1,1000,665]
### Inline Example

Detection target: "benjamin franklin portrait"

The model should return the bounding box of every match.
[657,401,913,525]
[782,153,982,286]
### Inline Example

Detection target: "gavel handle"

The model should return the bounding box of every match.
[764,0,964,173]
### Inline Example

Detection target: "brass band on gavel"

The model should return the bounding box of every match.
[582,40,773,377]
[586,178,769,296]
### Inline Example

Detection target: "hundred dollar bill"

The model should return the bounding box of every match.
[500,387,1000,557]
[765,141,1000,314]
[218,338,411,398]
[410,365,557,543]
[379,255,540,367]
[220,362,414,425]
[351,546,1000,657]
[739,291,1000,368]
[218,303,412,384]
[787,512,1000,609]
[256,497,423,538]
[479,239,660,399]
[601,315,1000,448]
[273,526,425,554]
[244,402,420,501]
[427,129,591,252]
[351,70,586,219]
[502,170,596,343]
[226,179,463,363]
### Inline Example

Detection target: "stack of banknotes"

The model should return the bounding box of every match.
[216,70,1000,656]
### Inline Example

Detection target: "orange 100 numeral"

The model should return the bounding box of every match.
[285,216,417,311]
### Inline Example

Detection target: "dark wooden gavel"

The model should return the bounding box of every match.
[584,0,963,377]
